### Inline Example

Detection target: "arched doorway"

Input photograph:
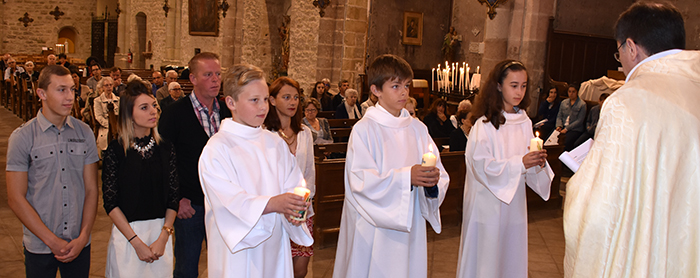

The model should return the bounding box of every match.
[58,26,78,54]
[136,12,147,69]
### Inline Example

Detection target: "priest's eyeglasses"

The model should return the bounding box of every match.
[614,41,627,62]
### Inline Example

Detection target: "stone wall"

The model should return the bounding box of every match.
[316,2,345,89]
[367,0,451,72]
[451,0,487,70]
[125,0,168,69]
[288,0,320,94]
[0,0,96,60]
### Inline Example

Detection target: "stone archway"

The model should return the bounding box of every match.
[136,12,147,68]
[58,26,79,54]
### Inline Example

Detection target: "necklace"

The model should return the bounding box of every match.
[278,130,297,146]
[132,137,155,156]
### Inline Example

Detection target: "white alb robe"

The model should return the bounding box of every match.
[198,119,313,278]
[457,110,554,278]
[293,127,316,217]
[564,50,700,277]
[332,104,450,278]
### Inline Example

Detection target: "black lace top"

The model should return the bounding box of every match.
[102,136,180,222]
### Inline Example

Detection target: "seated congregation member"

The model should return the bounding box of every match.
[360,90,378,112]
[450,100,472,128]
[318,81,335,111]
[7,65,99,278]
[86,63,102,92]
[23,61,40,83]
[302,98,333,144]
[157,70,178,101]
[263,76,316,278]
[102,80,179,277]
[159,82,183,109]
[332,79,350,108]
[309,81,324,102]
[46,54,57,66]
[152,71,165,97]
[335,88,362,119]
[449,109,471,152]
[405,96,418,118]
[536,87,560,140]
[333,54,449,278]
[93,77,119,155]
[57,53,72,68]
[199,64,313,277]
[71,70,93,109]
[573,93,609,148]
[423,98,455,138]
[556,84,586,151]
[110,67,126,95]
[457,60,553,278]
[4,58,25,83]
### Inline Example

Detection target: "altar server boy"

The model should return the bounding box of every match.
[333,54,450,278]
[198,64,313,277]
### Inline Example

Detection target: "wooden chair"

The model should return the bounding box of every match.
[327,118,359,129]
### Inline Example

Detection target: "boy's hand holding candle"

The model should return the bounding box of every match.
[411,144,440,187]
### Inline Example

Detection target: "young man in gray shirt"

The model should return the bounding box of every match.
[6,65,99,278]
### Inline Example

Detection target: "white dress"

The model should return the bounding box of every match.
[294,127,316,217]
[198,119,313,278]
[457,110,553,278]
[332,104,450,278]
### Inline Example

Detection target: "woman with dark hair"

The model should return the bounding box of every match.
[102,80,179,277]
[314,81,334,111]
[263,77,316,278]
[457,60,553,278]
[535,87,561,140]
[422,98,455,138]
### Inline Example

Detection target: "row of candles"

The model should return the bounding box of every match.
[431,62,480,94]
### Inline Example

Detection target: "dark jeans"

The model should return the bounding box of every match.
[573,131,594,149]
[564,130,584,152]
[24,244,91,278]
[173,204,206,278]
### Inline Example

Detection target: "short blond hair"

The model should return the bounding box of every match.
[222,64,265,100]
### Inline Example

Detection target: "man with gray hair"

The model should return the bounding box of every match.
[564,2,700,277]
[159,81,182,109]
[156,70,178,101]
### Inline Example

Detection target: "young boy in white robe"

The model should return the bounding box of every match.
[456,60,554,278]
[198,64,313,277]
[332,54,450,278]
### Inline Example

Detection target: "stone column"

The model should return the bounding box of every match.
[340,0,369,87]
[480,0,513,87]
[288,0,320,94]
[239,0,272,73]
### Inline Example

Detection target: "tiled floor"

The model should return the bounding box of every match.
[0,107,565,278]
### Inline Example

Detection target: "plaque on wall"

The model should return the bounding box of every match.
[189,0,219,36]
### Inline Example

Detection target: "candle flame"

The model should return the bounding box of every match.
[536,131,540,138]
[429,143,434,153]
[301,179,307,188]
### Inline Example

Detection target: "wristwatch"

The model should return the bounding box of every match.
[162,226,174,235]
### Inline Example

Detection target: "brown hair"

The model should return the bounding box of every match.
[310,81,324,99]
[37,65,71,90]
[118,80,162,154]
[303,97,321,112]
[188,52,220,75]
[264,77,303,134]
[470,60,530,130]
[222,64,265,100]
[367,54,413,89]
[427,98,449,116]
[109,67,122,74]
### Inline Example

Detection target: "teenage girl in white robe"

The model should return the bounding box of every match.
[456,60,554,278]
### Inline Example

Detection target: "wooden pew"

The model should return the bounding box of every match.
[318,111,335,119]
[327,118,359,129]
[0,80,5,107]
[314,143,348,162]
[330,128,352,142]
[313,150,467,249]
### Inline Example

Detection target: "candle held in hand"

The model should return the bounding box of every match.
[292,179,311,221]
[530,131,543,152]
[422,144,437,167]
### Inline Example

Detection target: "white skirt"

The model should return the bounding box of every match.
[106,218,174,278]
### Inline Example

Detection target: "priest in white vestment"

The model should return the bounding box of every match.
[333,104,449,278]
[564,3,700,277]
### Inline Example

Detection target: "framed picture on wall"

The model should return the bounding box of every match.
[402,12,423,46]
[189,0,219,36]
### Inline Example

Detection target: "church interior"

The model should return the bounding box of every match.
[1,0,699,277]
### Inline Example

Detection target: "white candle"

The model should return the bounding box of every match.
[530,131,543,152]
[476,66,480,74]
[431,68,435,91]
[292,179,311,221]
[422,144,437,167]
[437,65,441,92]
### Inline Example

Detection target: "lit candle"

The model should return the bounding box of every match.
[437,65,441,92]
[422,144,437,167]
[530,131,543,152]
[431,68,435,91]
[292,179,311,221]
[476,66,480,74]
